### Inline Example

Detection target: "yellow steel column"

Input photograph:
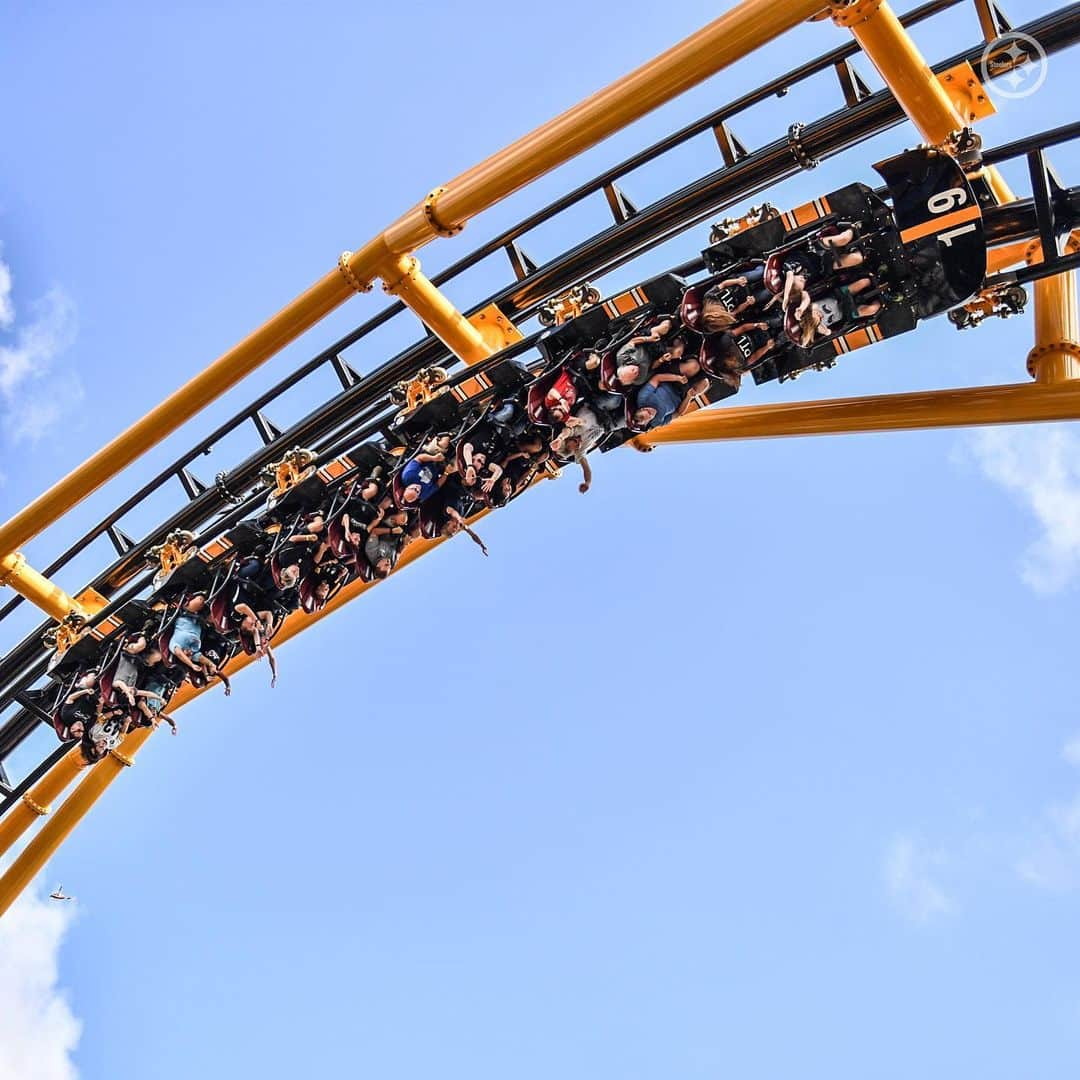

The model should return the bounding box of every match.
[0,552,87,622]
[0,0,824,569]
[1029,271,1080,384]
[377,256,494,365]
[0,509,495,915]
[987,238,1042,274]
[635,381,1080,445]
[830,0,964,144]
[349,0,830,263]
[0,270,354,563]
[0,728,152,918]
[0,748,86,860]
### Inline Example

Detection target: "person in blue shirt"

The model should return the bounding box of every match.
[399,456,446,504]
[631,373,709,431]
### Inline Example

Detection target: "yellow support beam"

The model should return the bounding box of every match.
[1029,271,1080,384]
[0,747,87,860]
[0,552,87,623]
[829,0,1018,208]
[378,255,494,365]
[0,510,489,914]
[358,0,829,265]
[0,0,822,569]
[0,731,150,916]
[830,0,965,145]
[987,237,1043,274]
[636,380,1080,446]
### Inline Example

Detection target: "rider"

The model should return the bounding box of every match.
[169,594,232,695]
[57,676,99,742]
[631,375,709,431]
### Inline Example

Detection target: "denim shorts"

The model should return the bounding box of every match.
[170,627,202,660]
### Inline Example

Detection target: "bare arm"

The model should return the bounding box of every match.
[577,456,593,495]
[781,271,798,311]
[648,372,687,388]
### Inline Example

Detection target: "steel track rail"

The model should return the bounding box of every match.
[2,3,1079,788]
[0,0,967,634]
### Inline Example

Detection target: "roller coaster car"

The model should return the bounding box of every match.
[527,364,589,425]
[873,147,986,317]
[46,632,106,679]
[221,521,267,558]
[454,413,514,504]
[679,268,764,333]
[705,182,891,272]
[392,454,448,509]
[148,525,247,599]
[698,333,772,383]
[620,374,733,436]
[537,273,689,365]
[392,360,532,444]
[418,480,477,540]
[299,563,348,615]
[263,447,318,510]
[447,358,532,411]
[344,442,393,478]
[261,471,326,520]
[597,314,691,396]
[487,456,540,509]
[702,152,979,384]
[44,598,150,678]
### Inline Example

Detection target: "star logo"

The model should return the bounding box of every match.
[981,32,1048,100]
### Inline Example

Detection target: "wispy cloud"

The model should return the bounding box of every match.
[1017,734,1080,892]
[1063,735,1080,768]
[967,426,1080,593]
[884,834,955,923]
[0,255,15,329]
[0,872,82,1079]
[0,246,80,443]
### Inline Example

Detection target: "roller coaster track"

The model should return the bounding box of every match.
[1,2,1075,703]
[0,0,1079,911]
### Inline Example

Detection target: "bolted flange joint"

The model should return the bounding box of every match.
[423,187,464,238]
[337,252,374,294]
[830,0,884,28]
[1027,340,1080,378]
[379,255,421,296]
[21,793,50,817]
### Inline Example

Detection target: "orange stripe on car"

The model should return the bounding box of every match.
[900,204,981,245]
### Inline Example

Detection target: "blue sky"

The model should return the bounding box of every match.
[3,2,1080,1078]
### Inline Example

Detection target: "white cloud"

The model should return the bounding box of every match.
[0,255,14,329]
[0,246,79,443]
[1063,735,1080,768]
[884,834,955,923]
[0,872,82,1079]
[1015,736,1080,891]
[968,426,1080,593]
[6,380,85,444]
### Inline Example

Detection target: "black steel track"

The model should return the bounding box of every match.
[2,1,1079,799]
[0,0,969,636]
